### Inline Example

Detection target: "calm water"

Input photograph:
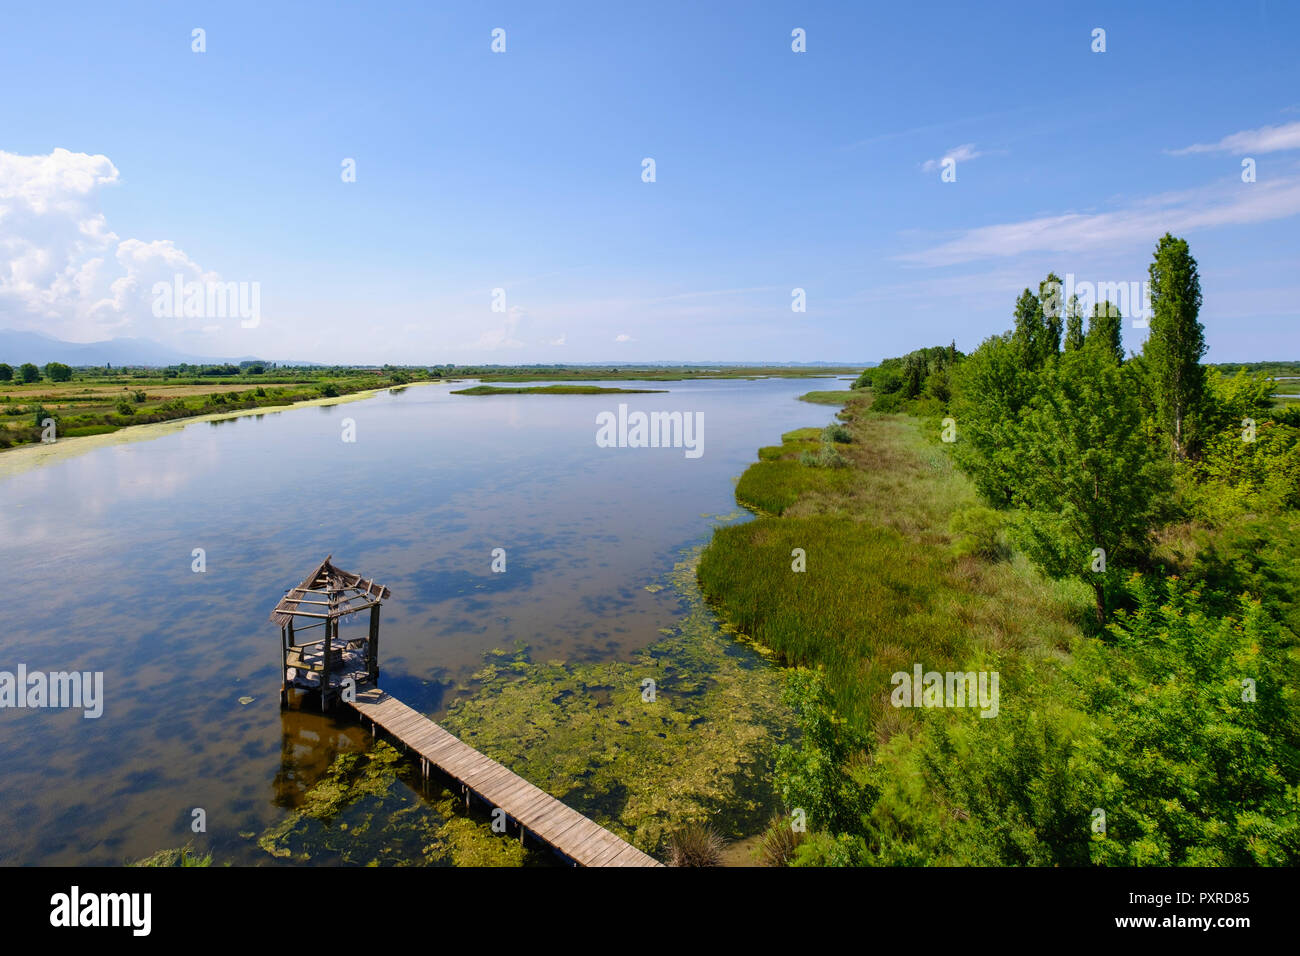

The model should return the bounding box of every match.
[0,377,832,865]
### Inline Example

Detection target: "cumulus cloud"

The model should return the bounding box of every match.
[0,147,227,342]
[1167,121,1300,156]
[922,143,984,172]
[613,333,632,343]
[895,175,1300,267]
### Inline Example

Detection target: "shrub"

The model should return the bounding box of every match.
[32,405,58,428]
[132,390,147,403]
[668,824,725,867]
[115,400,134,416]
[799,444,848,468]
[948,505,1006,560]
[320,383,340,398]
[757,814,806,866]
[822,423,852,444]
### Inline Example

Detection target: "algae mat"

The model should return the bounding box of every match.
[253,547,793,865]
[439,548,794,858]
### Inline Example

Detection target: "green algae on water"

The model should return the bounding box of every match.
[257,741,543,866]
[440,548,794,857]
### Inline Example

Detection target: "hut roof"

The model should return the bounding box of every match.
[270,554,391,627]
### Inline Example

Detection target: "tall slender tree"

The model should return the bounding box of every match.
[1039,272,1064,359]
[1012,288,1046,368]
[1063,295,1085,351]
[1086,301,1124,364]
[1143,233,1205,460]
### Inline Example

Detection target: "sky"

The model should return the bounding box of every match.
[1,0,1298,365]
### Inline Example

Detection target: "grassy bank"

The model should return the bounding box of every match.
[699,393,1085,733]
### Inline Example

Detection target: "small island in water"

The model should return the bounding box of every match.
[450,384,667,396]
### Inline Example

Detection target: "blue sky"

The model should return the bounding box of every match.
[1,0,1297,364]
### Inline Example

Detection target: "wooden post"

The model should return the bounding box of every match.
[367,604,381,683]
[279,625,287,707]
[321,613,333,712]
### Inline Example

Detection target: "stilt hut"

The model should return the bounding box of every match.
[270,555,391,711]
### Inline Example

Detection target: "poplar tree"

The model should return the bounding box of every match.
[1063,295,1085,351]
[1144,233,1206,459]
[1039,272,1064,359]
[1086,301,1124,364]
[1012,288,1046,368]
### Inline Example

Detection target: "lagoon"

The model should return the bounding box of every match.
[0,377,832,865]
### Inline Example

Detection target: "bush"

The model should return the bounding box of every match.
[757,814,807,867]
[320,383,340,398]
[132,390,147,403]
[668,824,725,867]
[799,444,848,468]
[948,505,1006,560]
[822,423,852,444]
[32,405,58,429]
[115,400,134,416]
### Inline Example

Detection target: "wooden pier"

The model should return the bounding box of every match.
[349,687,662,867]
[273,556,661,867]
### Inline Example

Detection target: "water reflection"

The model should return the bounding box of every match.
[0,377,836,864]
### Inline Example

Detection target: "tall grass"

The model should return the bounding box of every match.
[700,398,1088,731]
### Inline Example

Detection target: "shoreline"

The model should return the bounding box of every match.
[0,381,441,481]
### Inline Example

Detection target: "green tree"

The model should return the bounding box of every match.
[1085,301,1124,363]
[18,362,40,383]
[951,333,1039,506]
[0,363,12,382]
[1012,288,1046,368]
[1009,347,1171,624]
[1039,272,1064,359]
[43,362,72,382]
[1063,295,1085,351]
[1144,233,1206,460]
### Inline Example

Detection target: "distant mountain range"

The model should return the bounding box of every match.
[0,328,874,369]
[0,329,284,367]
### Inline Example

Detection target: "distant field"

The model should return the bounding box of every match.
[0,368,428,449]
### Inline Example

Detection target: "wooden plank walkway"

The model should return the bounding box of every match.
[347,687,662,867]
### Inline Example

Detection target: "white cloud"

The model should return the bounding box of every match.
[613,333,632,343]
[1168,121,1300,156]
[922,143,983,172]
[547,334,566,346]
[0,148,231,343]
[462,304,527,350]
[895,175,1300,267]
